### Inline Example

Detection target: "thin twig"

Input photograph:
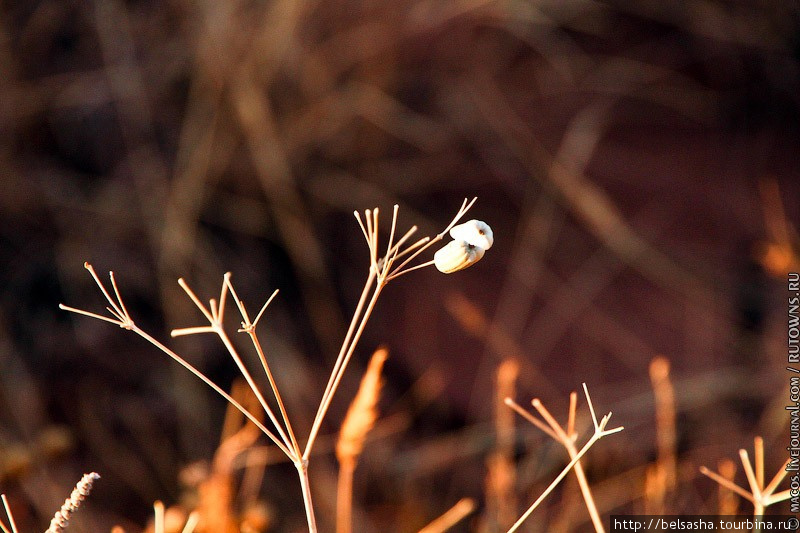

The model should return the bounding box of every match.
[0,495,17,533]
[417,498,476,533]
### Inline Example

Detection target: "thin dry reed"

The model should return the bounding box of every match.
[716,459,740,515]
[645,356,676,514]
[417,498,476,533]
[45,472,100,533]
[336,347,388,533]
[484,359,519,531]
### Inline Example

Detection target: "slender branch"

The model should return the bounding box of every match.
[154,501,165,533]
[504,398,558,441]
[313,270,377,438]
[739,450,762,503]
[531,397,604,532]
[417,498,476,533]
[304,284,383,459]
[181,512,200,533]
[297,461,318,533]
[224,279,299,455]
[699,467,756,503]
[215,326,297,459]
[133,326,293,457]
[506,421,622,533]
[763,459,791,496]
[0,495,17,533]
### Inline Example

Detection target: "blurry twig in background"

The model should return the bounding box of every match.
[416,497,476,533]
[644,356,677,514]
[483,359,519,531]
[470,68,712,303]
[150,501,199,533]
[759,178,800,277]
[700,436,791,517]
[716,459,740,516]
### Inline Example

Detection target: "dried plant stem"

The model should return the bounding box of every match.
[181,512,200,533]
[506,385,623,533]
[154,501,165,533]
[506,390,605,533]
[59,265,292,458]
[700,437,793,515]
[486,359,519,529]
[417,498,476,533]
[60,200,482,533]
[698,467,755,503]
[531,398,605,533]
[133,321,292,457]
[245,323,299,453]
[337,458,356,533]
[297,461,318,533]
[0,495,18,533]
[46,472,100,533]
[226,279,300,457]
[647,356,677,514]
[174,277,298,459]
[740,450,764,516]
[306,274,380,459]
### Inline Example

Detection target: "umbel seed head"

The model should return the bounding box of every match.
[450,219,493,250]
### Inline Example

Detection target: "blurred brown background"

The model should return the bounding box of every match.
[0,0,799,531]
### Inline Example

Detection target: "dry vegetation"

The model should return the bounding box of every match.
[0,0,799,531]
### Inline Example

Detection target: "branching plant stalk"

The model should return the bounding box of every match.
[304,283,383,461]
[505,384,623,533]
[60,199,483,533]
[506,419,621,533]
[531,398,605,532]
[297,460,318,533]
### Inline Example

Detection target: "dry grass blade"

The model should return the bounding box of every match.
[485,359,519,530]
[336,347,388,533]
[336,347,387,464]
[647,356,677,513]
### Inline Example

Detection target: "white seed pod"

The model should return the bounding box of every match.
[434,240,486,273]
[449,219,493,250]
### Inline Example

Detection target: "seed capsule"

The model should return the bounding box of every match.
[449,220,493,250]
[434,240,486,273]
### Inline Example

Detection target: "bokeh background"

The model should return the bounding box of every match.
[1,0,799,531]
